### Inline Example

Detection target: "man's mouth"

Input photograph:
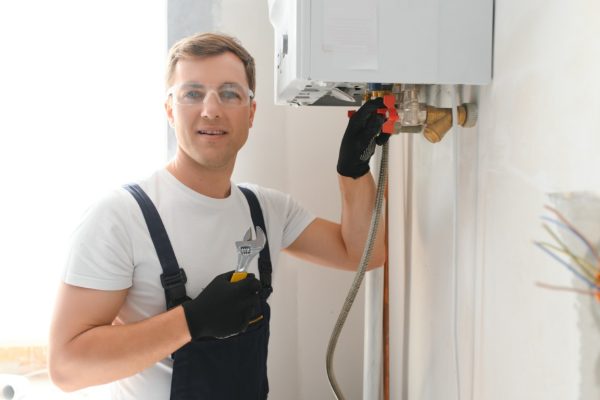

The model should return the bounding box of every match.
[197,129,227,136]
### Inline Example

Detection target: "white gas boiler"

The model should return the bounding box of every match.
[268,0,493,106]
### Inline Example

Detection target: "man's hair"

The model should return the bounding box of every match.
[166,32,256,93]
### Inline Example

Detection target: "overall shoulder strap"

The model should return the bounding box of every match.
[238,186,273,299]
[123,183,189,309]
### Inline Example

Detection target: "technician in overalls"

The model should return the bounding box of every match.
[49,32,386,399]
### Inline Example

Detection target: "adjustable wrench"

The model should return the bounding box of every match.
[230,226,266,283]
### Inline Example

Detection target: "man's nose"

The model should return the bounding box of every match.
[200,90,222,119]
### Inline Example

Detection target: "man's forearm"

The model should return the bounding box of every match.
[50,306,191,392]
[338,173,386,268]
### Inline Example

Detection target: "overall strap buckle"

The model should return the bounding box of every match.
[124,183,189,311]
[160,268,191,309]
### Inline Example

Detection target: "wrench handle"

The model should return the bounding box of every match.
[230,271,248,283]
[230,271,264,325]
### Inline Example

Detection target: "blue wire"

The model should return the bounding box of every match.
[534,242,600,290]
[540,216,597,259]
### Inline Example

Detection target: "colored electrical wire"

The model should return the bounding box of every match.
[540,222,599,278]
[535,281,599,297]
[535,204,600,303]
[540,234,600,279]
[541,216,599,267]
[534,242,600,290]
[536,240,597,281]
[544,205,599,262]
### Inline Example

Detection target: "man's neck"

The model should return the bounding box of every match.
[166,157,233,199]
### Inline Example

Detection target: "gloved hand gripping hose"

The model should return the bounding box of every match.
[326,142,389,400]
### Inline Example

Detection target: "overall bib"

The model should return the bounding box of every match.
[125,184,272,400]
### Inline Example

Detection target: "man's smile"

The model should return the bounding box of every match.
[197,129,227,136]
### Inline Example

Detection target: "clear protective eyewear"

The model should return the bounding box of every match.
[167,82,254,107]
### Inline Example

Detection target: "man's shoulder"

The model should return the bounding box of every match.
[236,182,289,199]
[235,183,306,217]
[82,169,164,223]
[82,187,140,226]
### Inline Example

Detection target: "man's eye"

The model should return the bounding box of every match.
[220,89,242,101]
[183,90,204,100]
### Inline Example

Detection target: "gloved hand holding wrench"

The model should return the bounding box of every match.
[181,227,265,340]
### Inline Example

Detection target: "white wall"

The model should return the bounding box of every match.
[477,1,600,398]
[389,0,600,399]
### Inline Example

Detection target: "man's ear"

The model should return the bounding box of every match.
[249,100,257,128]
[165,98,175,127]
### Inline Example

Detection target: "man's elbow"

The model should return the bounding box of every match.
[48,351,86,392]
[366,253,386,271]
[344,250,385,271]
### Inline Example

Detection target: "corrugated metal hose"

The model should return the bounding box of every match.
[326,142,389,400]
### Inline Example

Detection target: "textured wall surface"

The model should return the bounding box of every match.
[388,1,600,399]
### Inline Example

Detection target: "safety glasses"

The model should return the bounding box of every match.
[167,82,254,108]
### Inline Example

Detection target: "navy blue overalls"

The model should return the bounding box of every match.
[124,184,272,400]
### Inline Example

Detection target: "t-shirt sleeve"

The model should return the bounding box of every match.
[62,189,135,290]
[280,195,316,249]
[251,185,316,249]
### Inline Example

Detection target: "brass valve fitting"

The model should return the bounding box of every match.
[423,103,478,143]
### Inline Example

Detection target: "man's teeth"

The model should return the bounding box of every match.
[198,130,226,135]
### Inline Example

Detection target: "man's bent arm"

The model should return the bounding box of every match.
[286,172,385,270]
[338,173,386,267]
[49,282,191,392]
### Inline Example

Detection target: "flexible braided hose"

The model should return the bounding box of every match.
[326,142,389,399]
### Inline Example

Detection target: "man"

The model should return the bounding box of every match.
[49,32,386,399]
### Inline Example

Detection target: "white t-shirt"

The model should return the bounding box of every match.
[62,169,315,399]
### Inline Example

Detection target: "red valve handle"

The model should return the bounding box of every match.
[381,94,398,134]
[347,94,398,135]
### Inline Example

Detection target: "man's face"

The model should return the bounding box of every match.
[165,52,256,172]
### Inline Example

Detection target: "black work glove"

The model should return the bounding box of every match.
[337,97,390,179]
[182,271,261,340]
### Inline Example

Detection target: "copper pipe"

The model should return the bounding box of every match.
[383,187,390,400]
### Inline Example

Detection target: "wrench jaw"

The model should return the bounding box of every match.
[242,227,252,242]
[235,226,266,273]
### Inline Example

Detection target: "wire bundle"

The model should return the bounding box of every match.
[534,205,600,299]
